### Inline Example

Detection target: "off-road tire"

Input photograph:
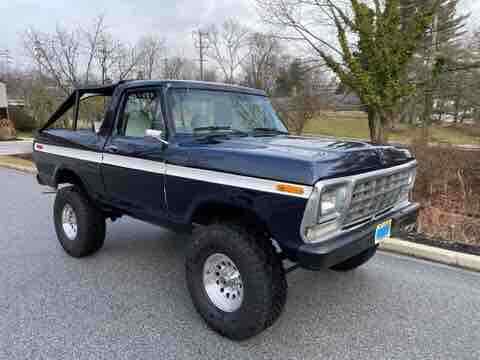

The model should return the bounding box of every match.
[186,223,287,340]
[54,186,106,258]
[330,246,378,272]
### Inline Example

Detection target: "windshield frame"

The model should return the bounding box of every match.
[166,87,289,138]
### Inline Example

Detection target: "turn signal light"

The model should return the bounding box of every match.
[276,184,305,195]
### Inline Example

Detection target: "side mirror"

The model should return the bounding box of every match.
[93,121,102,134]
[145,129,169,145]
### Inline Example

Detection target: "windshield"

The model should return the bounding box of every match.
[168,89,288,135]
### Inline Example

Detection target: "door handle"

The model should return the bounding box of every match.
[106,145,119,153]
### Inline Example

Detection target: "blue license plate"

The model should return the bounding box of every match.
[375,220,392,244]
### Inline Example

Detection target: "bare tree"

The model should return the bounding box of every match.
[24,16,109,92]
[244,32,281,92]
[84,15,106,84]
[163,57,198,80]
[272,94,322,135]
[95,34,144,82]
[137,35,165,80]
[24,26,83,94]
[94,32,121,84]
[202,68,218,82]
[163,57,185,79]
[115,43,143,80]
[24,15,147,89]
[207,19,250,83]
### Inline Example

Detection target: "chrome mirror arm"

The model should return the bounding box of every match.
[145,129,169,145]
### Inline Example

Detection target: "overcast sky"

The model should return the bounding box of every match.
[1,0,479,68]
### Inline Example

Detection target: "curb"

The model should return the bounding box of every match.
[380,238,480,273]
[0,139,33,144]
[0,161,37,174]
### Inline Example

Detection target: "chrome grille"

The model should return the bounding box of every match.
[344,169,411,226]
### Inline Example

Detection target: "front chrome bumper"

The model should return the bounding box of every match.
[295,202,420,270]
[300,161,417,244]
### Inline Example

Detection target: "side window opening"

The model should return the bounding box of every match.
[77,95,111,133]
[46,94,111,132]
[40,85,114,133]
[50,107,75,130]
[118,91,164,138]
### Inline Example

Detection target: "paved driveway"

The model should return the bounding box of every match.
[0,140,32,155]
[0,168,479,360]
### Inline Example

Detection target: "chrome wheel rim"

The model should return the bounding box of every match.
[61,204,78,240]
[203,253,244,312]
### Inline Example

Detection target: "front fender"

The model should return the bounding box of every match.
[165,175,308,250]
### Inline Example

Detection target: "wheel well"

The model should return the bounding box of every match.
[54,168,121,220]
[55,169,87,193]
[191,202,270,237]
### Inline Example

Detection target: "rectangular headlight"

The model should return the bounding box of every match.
[319,185,347,220]
[302,184,349,243]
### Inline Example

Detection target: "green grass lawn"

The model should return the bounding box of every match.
[0,155,36,171]
[16,130,35,140]
[303,111,371,139]
[303,111,480,145]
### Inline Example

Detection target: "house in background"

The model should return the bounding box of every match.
[0,82,8,120]
[0,81,17,140]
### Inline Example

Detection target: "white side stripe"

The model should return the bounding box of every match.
[103,153,166,174]
[166,164,312,198]
[35,143,102,163]
[35,143,312,199]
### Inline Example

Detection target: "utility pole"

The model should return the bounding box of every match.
[193,30,209,81]
[422,11,439,139]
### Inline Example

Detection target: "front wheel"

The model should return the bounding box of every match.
[54,186,106,258]
[186,223,287,340]
[330,246,378,272]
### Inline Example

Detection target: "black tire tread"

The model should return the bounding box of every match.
[54,186,105,258]
[186,222,287,340]
[254,230,287,328]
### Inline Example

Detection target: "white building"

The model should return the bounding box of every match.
[0,82,8,119]
[0,82,7,108]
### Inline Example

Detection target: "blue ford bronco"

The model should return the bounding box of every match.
[33,80,419,340]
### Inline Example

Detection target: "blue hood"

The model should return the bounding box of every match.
[168,135,414,186]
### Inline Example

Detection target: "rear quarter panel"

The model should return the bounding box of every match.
[34,130,107,200]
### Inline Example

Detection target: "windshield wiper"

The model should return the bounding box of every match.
[193,126,248,138]
[252,127,289,135]
[193,126,232,132]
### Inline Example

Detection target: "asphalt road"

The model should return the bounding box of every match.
[0,140,33,155]
[1,167,479,360]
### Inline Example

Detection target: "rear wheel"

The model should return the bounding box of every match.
[186,223,287,340]
[330,246,378,272]
[53,186,106,258]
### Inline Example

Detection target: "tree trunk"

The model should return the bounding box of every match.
[453,98,460,123]
[422,89,434,142]
[380,116,390,144]
[375,111,395,145]
[368,107,396,145]
[407,102,416,125]
[374,124,384,144]
[367,108,377,143]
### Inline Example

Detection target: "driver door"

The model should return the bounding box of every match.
[101,88,168,222]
